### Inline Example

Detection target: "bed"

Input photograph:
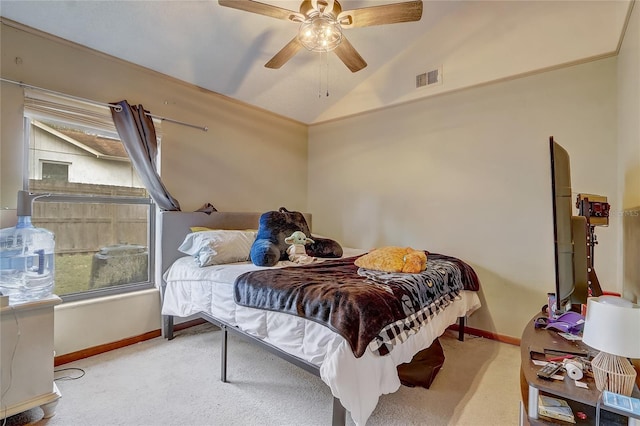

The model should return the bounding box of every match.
[159,211,481,425]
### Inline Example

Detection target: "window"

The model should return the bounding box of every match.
[23,89,157,301]
[42,162,69,181]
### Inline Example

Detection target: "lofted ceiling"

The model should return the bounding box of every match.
[0,0,632,124]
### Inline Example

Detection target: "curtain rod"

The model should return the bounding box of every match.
[0,77,208,132]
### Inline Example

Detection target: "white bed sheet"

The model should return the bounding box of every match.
[161,252,481,425]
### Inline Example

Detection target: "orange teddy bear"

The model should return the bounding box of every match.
[354,246,427,274]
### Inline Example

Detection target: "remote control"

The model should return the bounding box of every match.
[537,361,563,380]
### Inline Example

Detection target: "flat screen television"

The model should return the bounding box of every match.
[549,137,589,315]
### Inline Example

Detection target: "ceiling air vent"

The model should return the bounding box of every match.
[416,66,443,88]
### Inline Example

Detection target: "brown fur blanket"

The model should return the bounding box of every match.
[234,252,480,358]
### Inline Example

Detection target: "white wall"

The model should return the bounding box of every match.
[317,1,630,123]
[1,11,636,353]
[1,22,308,356]
[308,58,619,339]
[617,3,640,303]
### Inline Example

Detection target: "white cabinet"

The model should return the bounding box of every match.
[1,295,61,419]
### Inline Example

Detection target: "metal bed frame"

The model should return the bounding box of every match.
[158,211,467,426]
[162,313,466,426]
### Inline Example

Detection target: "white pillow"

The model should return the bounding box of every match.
[178,230,257,267]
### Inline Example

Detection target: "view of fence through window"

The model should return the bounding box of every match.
[27,118,153,298]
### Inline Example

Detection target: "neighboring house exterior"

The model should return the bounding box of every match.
[29,120,144,188]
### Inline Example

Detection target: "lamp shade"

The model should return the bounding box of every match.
[582,296,640,359]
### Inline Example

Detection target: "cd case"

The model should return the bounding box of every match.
[602,391,640,416]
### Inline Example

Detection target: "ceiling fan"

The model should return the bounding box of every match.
[218,0,423,73]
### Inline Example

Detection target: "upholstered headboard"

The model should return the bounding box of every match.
[157,210,312,287]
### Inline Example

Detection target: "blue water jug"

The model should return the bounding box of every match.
[0,191,55,303]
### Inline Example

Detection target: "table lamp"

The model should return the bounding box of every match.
[582,296,640,396]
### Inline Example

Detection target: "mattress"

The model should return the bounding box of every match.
[161,251,481,425]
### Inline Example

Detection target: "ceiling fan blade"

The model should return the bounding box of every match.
[338,0,423,28]
[265,37,304,69]
[218,0,299,21]
[333,36,367,73]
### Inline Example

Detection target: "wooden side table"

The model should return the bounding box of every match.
[520,312,640,425]
[1,295,62,419]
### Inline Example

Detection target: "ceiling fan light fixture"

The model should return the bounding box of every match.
[218,0,423,72]
[298,15,342,52]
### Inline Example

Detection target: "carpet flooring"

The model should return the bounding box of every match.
[3,324,521,425]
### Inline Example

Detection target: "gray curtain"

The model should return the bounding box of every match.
[111,100,180,211]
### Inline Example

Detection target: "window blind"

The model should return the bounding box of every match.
[23,88,162,139]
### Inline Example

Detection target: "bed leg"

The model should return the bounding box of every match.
[332,397,346,426]
[458,316,465,342]
[162,315,174,340]
[221,326,228,383]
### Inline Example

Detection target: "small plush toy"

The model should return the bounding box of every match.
[354,246,427,274]
[284,231,315,264]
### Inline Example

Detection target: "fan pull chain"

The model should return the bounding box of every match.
[318,53,322,98]
[317,52,330,98]
[326,52,330,97]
